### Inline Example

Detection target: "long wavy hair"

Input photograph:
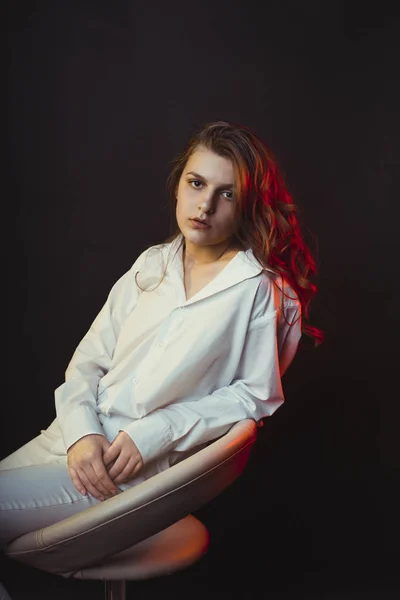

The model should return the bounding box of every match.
[142,120,323,346]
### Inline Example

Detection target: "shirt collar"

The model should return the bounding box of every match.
[167,234,274,305]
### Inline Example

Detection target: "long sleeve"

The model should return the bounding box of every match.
[121,304,301,464]
[55,251,146,450]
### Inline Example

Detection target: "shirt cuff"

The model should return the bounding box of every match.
[59,405,104,451]
[121,411,173,465]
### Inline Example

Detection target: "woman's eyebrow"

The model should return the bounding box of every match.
[186,171,234,189]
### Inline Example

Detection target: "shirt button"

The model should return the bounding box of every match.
[179,306,185,311]
[132,377,139,384]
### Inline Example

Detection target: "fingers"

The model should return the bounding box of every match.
[69,464,118,501]
[103,443,120,468]
[68,466,88,496]
[91,460,118,497]
[67,432,144,498]
[76,467,107,501]
[105,432,142,483]
[107,451,130,480]
[113,457,142,485]
[67,438,118,500]
[75,463,116,501]
[108,451,143,484]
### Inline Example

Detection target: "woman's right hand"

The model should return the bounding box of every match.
[67,434,119,500]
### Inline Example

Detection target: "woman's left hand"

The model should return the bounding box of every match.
[103,431,144,485]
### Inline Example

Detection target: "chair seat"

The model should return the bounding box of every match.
[5,419,257,592]
[5,420,257,576]
[72,515,210,581]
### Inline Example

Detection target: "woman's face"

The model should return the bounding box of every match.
[176,146,238,252]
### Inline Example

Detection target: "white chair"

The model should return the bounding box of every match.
[4,419,258,599]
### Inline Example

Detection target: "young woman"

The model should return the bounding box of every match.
[0,120,323,548]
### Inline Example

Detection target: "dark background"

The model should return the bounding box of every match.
[3,1,400,598]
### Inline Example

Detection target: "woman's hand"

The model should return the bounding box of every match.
[103,431,144,485]
[67,434,118,500]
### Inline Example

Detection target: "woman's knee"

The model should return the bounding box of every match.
[0,462,99,547]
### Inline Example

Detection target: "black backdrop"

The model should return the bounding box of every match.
[4,1,400,598]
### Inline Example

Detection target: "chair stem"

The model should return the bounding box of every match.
[104,580,126,600]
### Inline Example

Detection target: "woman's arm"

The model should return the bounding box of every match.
[119,304,301,465]
[55,250,147,451]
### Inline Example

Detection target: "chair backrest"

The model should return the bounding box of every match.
[5,419,257,575]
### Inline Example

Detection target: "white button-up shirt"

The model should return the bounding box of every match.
[55,235,302,468]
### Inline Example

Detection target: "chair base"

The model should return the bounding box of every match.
[73,515,210,599]
[105,580,126,600]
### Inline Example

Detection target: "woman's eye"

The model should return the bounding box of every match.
[189,180,233,199]
[189,180,203,189]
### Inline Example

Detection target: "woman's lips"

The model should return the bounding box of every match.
[191,219,211,229]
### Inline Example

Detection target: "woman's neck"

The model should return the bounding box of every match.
[183,240,239,267]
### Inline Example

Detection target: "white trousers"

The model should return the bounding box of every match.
[0,418,167,548]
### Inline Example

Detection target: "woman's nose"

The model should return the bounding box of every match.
[198,192,216,214]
